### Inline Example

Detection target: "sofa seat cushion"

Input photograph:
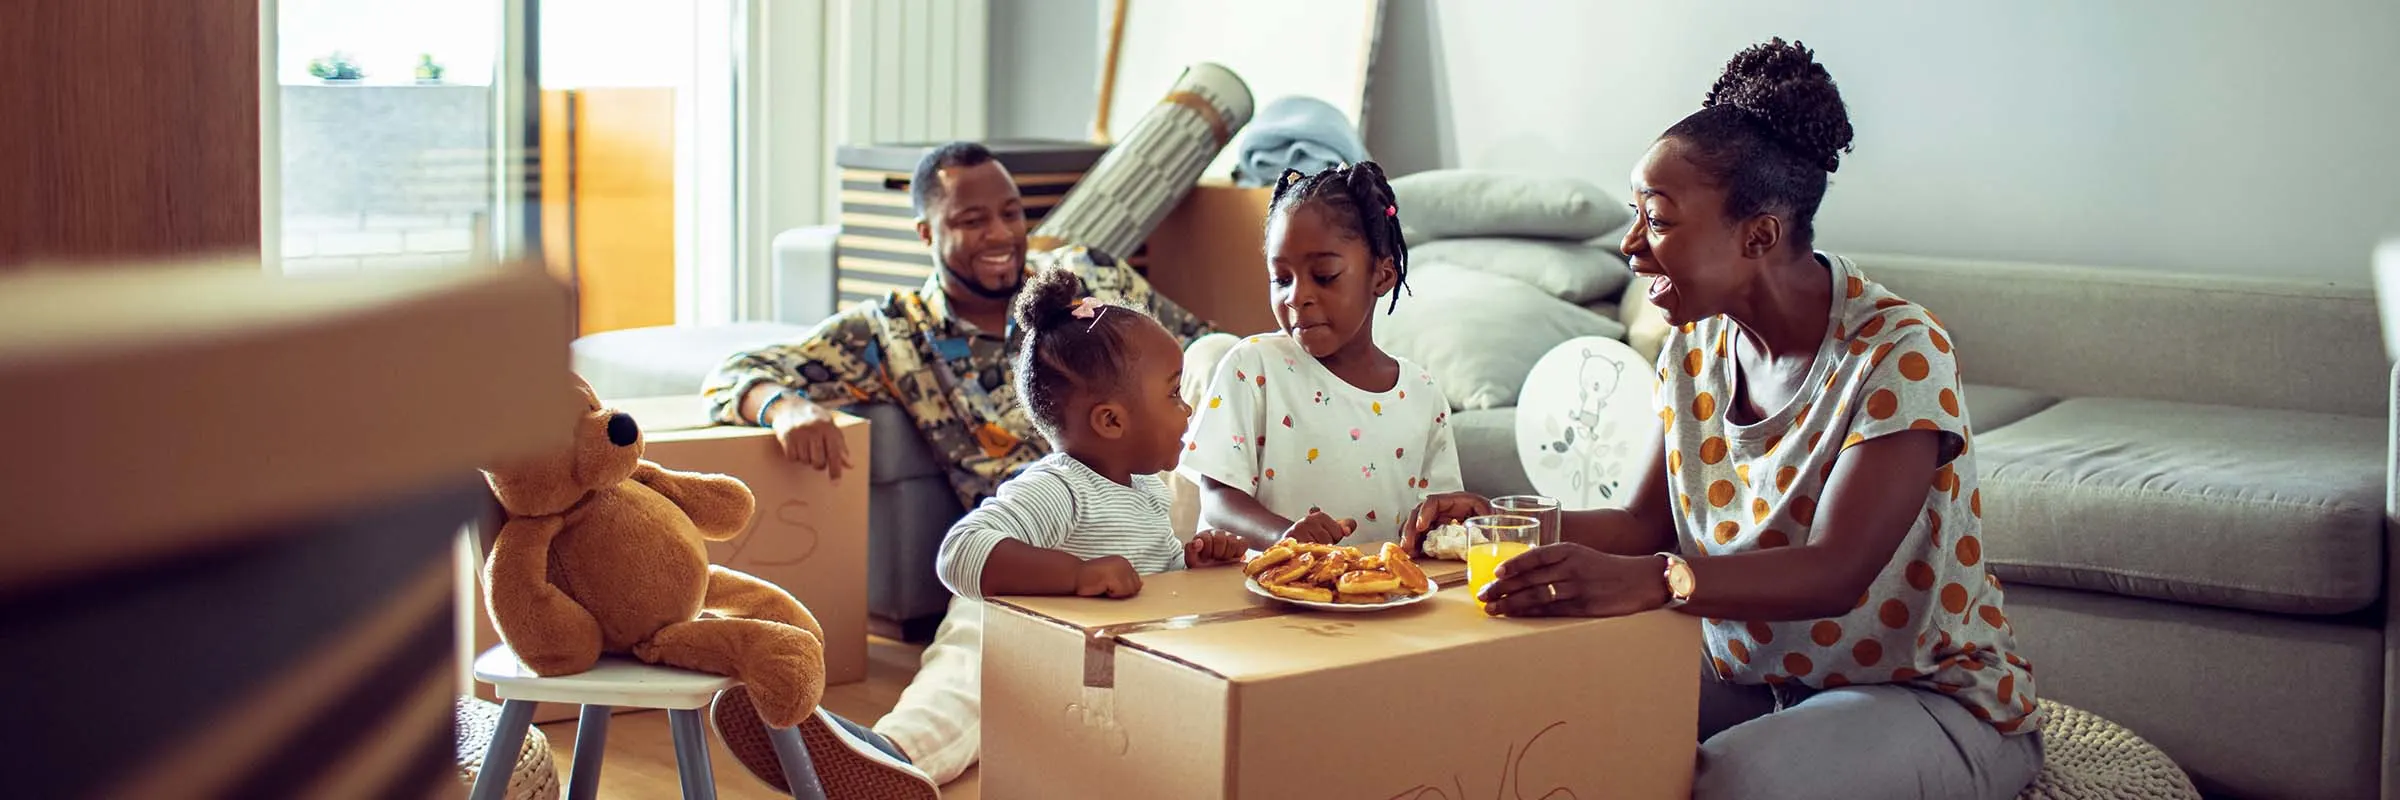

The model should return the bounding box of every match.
[1960,384,2058,432]
[572,322,812,399]
[1975,398,2385,615]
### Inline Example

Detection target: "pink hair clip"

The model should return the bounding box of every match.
[1070,296,1111,329]
[1385,205,1398,217]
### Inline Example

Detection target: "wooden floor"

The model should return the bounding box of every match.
[534,638,980,799]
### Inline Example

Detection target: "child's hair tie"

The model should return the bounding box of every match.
[1385,205,1397,217]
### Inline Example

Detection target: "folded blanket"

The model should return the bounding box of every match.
[1231,96,1369,187]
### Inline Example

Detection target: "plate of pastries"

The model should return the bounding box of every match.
[1241,539,1437,611]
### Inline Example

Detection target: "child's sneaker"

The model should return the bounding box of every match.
[709,685,942,799]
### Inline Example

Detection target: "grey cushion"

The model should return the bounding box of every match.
[1960,384,2058,431]
[1391,169,1630,243]
[1411,238,1631,304]
[1975,398,2385,615]
[1450,407,1536,499]
[1376,266,1626,411]
[571,322,814,400]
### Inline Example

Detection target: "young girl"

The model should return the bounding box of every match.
[935,267,1250,601]
[1186,162,1482,550]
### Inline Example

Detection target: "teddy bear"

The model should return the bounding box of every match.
[481,375,825,729]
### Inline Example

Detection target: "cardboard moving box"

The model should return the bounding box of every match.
[985,568,1700,799]
[468,395,872,723]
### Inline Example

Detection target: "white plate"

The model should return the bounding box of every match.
[1244,574,1440,612]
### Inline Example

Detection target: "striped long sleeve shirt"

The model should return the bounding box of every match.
[935,453,1187,600]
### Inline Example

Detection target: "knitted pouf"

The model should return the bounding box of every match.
[2019,700,2199,800]
[455,696,562,800]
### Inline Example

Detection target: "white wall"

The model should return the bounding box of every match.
[987,0,1099,141]
[991,0,2400,284]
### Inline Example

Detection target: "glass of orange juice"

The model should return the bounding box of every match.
[1465,514,1540,609]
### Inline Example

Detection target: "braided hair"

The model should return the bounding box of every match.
[1009,267,1154,444]
[1662,38,1856,249]
[1267,161,1411,314]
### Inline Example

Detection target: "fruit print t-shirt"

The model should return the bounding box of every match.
[1658,252,2042,735]
[1181,333,1464,548]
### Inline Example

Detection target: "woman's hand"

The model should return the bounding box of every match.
[1401,491,1493,555]
[1478,544,1670,618]
[1184,529,1250,567]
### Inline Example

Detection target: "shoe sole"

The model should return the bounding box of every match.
[711,686,942,800]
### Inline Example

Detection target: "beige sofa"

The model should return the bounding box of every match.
[1455,253,2391,799]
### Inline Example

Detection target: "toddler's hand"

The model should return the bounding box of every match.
[1284,510,1358,545]
[1075,555,1143,598]
[1185,529,1249,567]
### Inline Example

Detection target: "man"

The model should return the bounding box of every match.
[700,141,1223,795]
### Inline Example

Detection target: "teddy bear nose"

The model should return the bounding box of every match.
[606,412,639,447]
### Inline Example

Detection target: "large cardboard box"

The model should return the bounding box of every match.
[467,395,872,722]
[1141,181,1278,337]
[984,568,1700,799]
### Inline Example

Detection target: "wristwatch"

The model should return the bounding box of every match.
[1656,551,1696,609]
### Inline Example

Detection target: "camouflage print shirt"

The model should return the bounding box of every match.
[702,245,1217,509]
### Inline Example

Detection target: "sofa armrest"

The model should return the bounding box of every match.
[770,225,840,327]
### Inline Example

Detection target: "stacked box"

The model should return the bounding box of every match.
[834,140,1144,309]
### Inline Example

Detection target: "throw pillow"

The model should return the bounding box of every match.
[1376,265,1629,411]
[1412,237,1632,305]
[1390,169,1630,243]
[1616,275,1673,364]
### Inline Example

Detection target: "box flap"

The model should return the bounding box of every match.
[993,567,1267,630]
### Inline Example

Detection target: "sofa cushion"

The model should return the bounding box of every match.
[1411,238,1630,304]
[1961,384,2058,431]
[1390,169,1630,243]
[1450,407,1537,499]
[1975,398,2385,615]
[1375,265,1626,411]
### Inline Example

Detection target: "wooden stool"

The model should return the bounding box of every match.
[469,645,828,800]
[2019,700,2200,800]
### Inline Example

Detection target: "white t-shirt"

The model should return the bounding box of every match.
[1659,252,2040,735]
[1181,334,1464,547]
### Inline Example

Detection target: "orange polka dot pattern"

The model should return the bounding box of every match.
[1652,253,2040,736]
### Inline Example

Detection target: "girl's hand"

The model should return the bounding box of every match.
[1402,492,1493,555]
[1283,510,1357,544]
[1185,530,1250,567]
[1477,544,1669,618]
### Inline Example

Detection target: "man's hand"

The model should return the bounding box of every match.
[1283,510,1358,545]
[1401,491,1493,555]
[1184,529,1250,567]
[1074,556,1143,598]
[768,397,853,480]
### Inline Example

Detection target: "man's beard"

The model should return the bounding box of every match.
[943,259,1023,300]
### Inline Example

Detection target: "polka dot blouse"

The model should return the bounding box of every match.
[1657,253,2042,735]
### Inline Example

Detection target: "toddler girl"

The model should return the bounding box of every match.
[936,267,1248,600]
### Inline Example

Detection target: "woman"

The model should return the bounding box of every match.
[1409,39,2042,799]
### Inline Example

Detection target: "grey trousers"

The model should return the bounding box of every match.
[1697,668,2044,800]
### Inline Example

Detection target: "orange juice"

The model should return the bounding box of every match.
[1467,541,1533,608]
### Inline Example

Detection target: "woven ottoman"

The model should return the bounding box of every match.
[456,696,561,800]
[2019,700,2198,800]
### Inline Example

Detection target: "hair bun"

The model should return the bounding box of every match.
[1703,38,1855,173]
[1011,267,1088,334]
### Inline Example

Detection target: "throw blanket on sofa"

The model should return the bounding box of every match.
[1231,96,1369,187]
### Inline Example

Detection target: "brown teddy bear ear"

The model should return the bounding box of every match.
[571,373,602,410]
